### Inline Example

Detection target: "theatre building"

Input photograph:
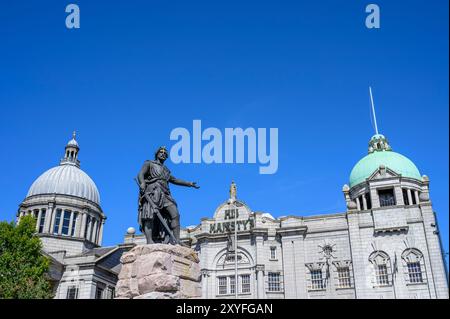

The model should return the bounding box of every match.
[18,132,449,299]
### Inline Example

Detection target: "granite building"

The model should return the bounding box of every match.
[17,132,449,299]
[17,133,132,299]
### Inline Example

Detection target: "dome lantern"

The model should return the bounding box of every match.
[60,131,80,167]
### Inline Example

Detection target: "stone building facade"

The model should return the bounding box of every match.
[125,134,449,299]
[17,134,132,299]
[18,132,449,299]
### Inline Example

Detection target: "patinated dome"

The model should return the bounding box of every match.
[349,134,421,188]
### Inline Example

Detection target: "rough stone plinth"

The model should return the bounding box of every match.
[115,244,201,299]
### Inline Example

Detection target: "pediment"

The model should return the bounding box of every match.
[367,166,400,182]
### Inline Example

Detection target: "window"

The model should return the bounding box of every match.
[311,270,325,290]
[270,247,277,260]
[106,287,115,299]
[218,276,227,295]
[90,218,96,241]
[71,212,78,236]
[84,215,91,238]
[411,192,417,205]
[62,210,71,235]
[376,264,389,286]
[95,286,104,299]
[53,209,62,234]
[230,276,236,294]
[365,192,372,209]
[337,267,351,288]
[407,262,423,283]
[38,210,46,233]
[268,272,281,292]
[66,286,78,299]
[378,189,396,207]
[402,248,425,284]
[403,189,410,206]
[241,274,251,293]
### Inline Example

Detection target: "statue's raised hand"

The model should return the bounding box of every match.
[190,182,200,189]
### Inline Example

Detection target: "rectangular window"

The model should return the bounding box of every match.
[376,264,389,286]
[403,189,410,206]
[84,216,91,238]
[365,192,372,209]
[229,276,236,294]
[218,276,227,295]
[268,272,281,292]
[61,210,71,235]
[95,287,104,299]
[378,189,396,207]
[407,262,423,283]
[71,212,78,236]
[38,209,46,233]
[311,270,325,290]
[241,274,251,293]
[337,267,351,288]
[53,209,62,234]
[66,286,78,299]
[411,192,417,205]
[270,246,277,260]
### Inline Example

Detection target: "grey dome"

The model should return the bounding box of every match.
[26,164,100,205]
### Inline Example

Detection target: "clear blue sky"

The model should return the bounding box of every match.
[0,1,448,267]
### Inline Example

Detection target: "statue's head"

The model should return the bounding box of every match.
[154,146,168,162]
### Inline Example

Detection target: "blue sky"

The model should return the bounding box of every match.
[0,1,448,267]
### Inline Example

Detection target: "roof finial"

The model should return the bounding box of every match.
[73,130,77,140]
[369,86,379,135]
[230,180,237,200]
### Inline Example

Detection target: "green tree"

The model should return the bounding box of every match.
[0,215,53,298]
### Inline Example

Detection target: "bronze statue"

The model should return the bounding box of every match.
[136,146,199,245]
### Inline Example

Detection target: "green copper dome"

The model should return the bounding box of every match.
[349,134,421,188]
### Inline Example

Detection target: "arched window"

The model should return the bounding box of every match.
[401,248,425,284]
[369,251,391,286]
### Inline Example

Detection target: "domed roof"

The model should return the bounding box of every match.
[26,164,101,205]
[25,133,100,205]
[349,134,421,188]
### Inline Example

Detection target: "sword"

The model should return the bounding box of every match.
[134,178,179,245]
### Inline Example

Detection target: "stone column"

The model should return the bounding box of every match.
[355,197,361,211]
[201,270,209,298]
[74,212,81,237]
[44,203,55,233]
[68,211,74,237]
[414,191,420,205]
[407,189,413,206]
[80,212,87,238]
[86,218,93,241]
[58,211,64,235]
[256,264,265,299]
[92,219,98,243]
[97,220,105,246]
[362,195,368,210]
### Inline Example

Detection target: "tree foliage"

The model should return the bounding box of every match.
[0,215,53,298]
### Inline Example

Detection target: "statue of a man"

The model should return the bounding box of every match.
[137,146,199,245]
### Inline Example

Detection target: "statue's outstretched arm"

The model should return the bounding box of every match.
[169,176,200,189]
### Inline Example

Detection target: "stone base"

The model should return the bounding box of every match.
[115,244,202,299]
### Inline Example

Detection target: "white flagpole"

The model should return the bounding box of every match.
[369,86,379,135]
